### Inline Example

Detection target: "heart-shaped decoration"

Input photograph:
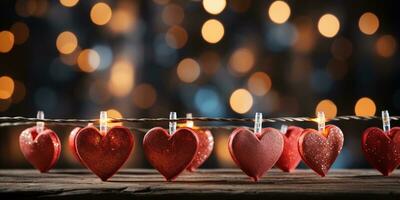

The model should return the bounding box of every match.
[69,127,82,165]
[298,125,344,177]
[228,127,284,181]
[362,127,400,176]
[275,126,304,172]
[186,129,214,172]
[75,126,134,181]
[143,127,199,181]
[19,127,61,173]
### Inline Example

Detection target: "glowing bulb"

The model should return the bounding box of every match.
[268,1,291,24]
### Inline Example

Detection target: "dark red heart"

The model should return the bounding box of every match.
[19,127,61,173]
[68,127,82,165]
[143,127,199,181]
[228,127,284,181]
[75,126,134,181]
[186,128,214,172]
[275,126,304,172]
[298,125,344,177]
[362,127,400,176]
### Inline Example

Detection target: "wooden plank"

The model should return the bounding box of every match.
[0,169,399,199]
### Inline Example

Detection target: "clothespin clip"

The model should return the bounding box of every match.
[280,124,288,134]
[382,110,391,133]
[317,111,326,136]
[36,111,45,133]
[186,113,194,128]
[169,112,177,135]
[99,111,108,134]
[254,112,263,134]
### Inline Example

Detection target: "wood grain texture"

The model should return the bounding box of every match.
[0,169,400,200]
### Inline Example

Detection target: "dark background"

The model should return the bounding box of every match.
[0,0,399,170]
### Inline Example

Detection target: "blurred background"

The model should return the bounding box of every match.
[0,0,399,170]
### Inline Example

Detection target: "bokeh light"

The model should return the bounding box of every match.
[355,97,376,116]
[247,72,272,96]
[56,31,78,54]
[10,22,29,45]
[318,14,340,38]
[0,76,15,99]
[109,7,136,33]
[108,59,135,97]
[194,87,224,116]
[165,25,188,49]
[358,12,379,35]
[90,2,112,26]
[0,31,14,53]
[107,108,123,127]
[229,48,255,75]
[162,4,184,25]
[201,19,224,44]
[77,49,100,73]
[132,84,157,109]
[315,99,337,119]
[376,35,397,58]
[176,58,201,83]
[202,0,226,15]
[268,1,291,24]
[215,134,235,167]
[229,88,253,114]
[59,0,79,7]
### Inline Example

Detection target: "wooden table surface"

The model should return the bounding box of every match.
[0,169,399,199]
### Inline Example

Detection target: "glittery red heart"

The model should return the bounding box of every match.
[19,127,61,173]
[362,127,400,176]
[68,127,82,165]
[143,127,199,181]
[298,125,344,177]
[186,129,214,172]
[228,127,284,181]
[75,126,134,181]
[275,126,304,172]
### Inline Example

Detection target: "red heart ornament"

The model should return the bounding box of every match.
[19,127,61,173]
[75,126,134,181]
[298,125,344,177]
[228,127,284,181]
[143,127,199,181]
[186,129,214,172]
[275,126,304,172]
[68,127,82,164]
[362,127,400,176]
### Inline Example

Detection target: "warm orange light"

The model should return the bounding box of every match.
[165,25,188,49]
[77,49,100,72]
[90,2,112,26]
[56,31,78,54]
[229,48,255,74]
[162,4,184,25]
[268,1,291,24]
[230,88,253,114]
[215,134,235,167]
[376,35,397,58]
[0,31,14,53]
[355,97,376,116]
[108,59,135,97]
[176,58,201,83]
[60,0,79,7]
[202,0,226,15]
[315,99,337,119]
[318,14,340,38]
[247,72,272,96]
[10,22,29,45]
[359,12,379,35]
[132,83,157,109]
[201,19,224,44]
[109,8,136,33]
[106,109,123,127]
[0,76,15,99]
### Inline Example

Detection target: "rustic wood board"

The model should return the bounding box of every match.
[0,169,399,199]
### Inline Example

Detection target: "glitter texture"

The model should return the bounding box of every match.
[275,126,304,172]
[229,127,284,181]
[143,127,199,181]
[298,125,344,177]
[186,129,214,172]
[75,126,134,181]
[19,126,61,173]
[362,127,400,176]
